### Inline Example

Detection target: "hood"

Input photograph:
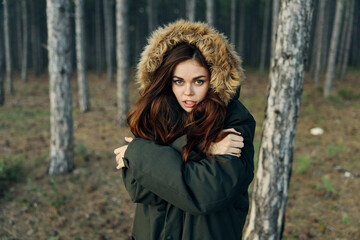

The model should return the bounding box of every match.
[136,19,245,106]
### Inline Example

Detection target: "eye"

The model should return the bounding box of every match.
[173,79,184,85]
[194,80,205,85]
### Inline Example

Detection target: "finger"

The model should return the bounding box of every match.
[232,141,244,149]
[229,153,241,157]
[116,162,125,169]
[228,152,241,157]
[230,147,242,155]
[125,137,133,143]
[114,145,128,155]
[230,134,244,142]
[222,128,241,136]
[116,154,124,163]
[228,139,244,149]
[116,155,121,164]
[114,147,122,154]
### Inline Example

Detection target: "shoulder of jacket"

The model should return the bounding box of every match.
[225,100,256,126]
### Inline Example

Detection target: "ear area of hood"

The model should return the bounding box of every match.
[136,19,245,106]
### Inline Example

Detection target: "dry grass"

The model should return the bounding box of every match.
[0,70,359,240]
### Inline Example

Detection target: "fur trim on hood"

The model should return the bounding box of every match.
[137,19,245,105]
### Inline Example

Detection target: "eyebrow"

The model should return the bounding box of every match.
[173,75,208,80]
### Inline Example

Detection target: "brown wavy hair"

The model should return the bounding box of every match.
[127,43,227,161]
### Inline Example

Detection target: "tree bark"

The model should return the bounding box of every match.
[103,0,114,82]
[116,0,129,126]
[75,0,90,112]
[30,1,41,76]
[147,0,157,33]
[352,1,359,67]
[3,0,13,94]
[147,0,153,32]
[95,0,103,77]
[0,16,4,106]
[185,0,195,22]
[336,0,350,77]
[206,0,215,26]
[21,0,28,82]
[244,0,312,239]
[230,0,236,45]
[324,0,344,97]
[313,0,326,84]
[339,0,355,81]
[259,0,271,81]
[320,2,330,73]
[270,0,280,61]
[237,0,245,55]
[16,0,22,71]
[47,0,74,175]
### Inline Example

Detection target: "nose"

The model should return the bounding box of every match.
[184,83,194,96]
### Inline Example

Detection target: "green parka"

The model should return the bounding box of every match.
[121,20,255,240]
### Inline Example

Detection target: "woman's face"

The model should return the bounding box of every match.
[172,59,210,112]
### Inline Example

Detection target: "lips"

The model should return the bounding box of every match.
[183,100,196,108]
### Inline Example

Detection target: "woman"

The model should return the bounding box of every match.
[114,20,255,240]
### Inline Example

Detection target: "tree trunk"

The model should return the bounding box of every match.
[237,0,245,55]
[336,0,350,77]
[134,8,141,61]
[320,2,330,73]
[352,1,359,67]
[258,0,271,81]
[21,0,28,82]
[339,0,355,81]
[244,0,312,239]
[230,0,236,45]
[116,0,129,126]
[103,0,114,82]
[308,0,318,77]
[355,1,360,67]
[47,0,74,175]
[0,58,4,105]
[30,1,40,76]
[16,0,22,72]
[0,16,4,106]
[36,9,44,75]
[324,0,344,97]
[147,0,152,32]
[185,0,195,22]
[3,0,13,94]
[313,0,326,84]
[206,0,215,26]
[147,0,156,33]
[270,0,280,61]
[75,0,90,112]
[95,0,103,77]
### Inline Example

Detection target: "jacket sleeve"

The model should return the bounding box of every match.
[124,100,255,215]
[122,166,165,205]
[120,135,201,206]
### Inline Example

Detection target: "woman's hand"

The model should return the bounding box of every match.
[209,128,244,157]
[114,137,133,169]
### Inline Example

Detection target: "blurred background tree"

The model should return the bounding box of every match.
[0,0,358,81]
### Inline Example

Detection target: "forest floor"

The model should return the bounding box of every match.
[0,70,359,240]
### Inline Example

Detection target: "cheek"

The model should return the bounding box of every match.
[197,84,210,101]
[172,85,181,100]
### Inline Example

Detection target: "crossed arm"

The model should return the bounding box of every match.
[114,128,244,169]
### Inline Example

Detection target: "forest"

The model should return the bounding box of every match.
[0,0,359,239]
